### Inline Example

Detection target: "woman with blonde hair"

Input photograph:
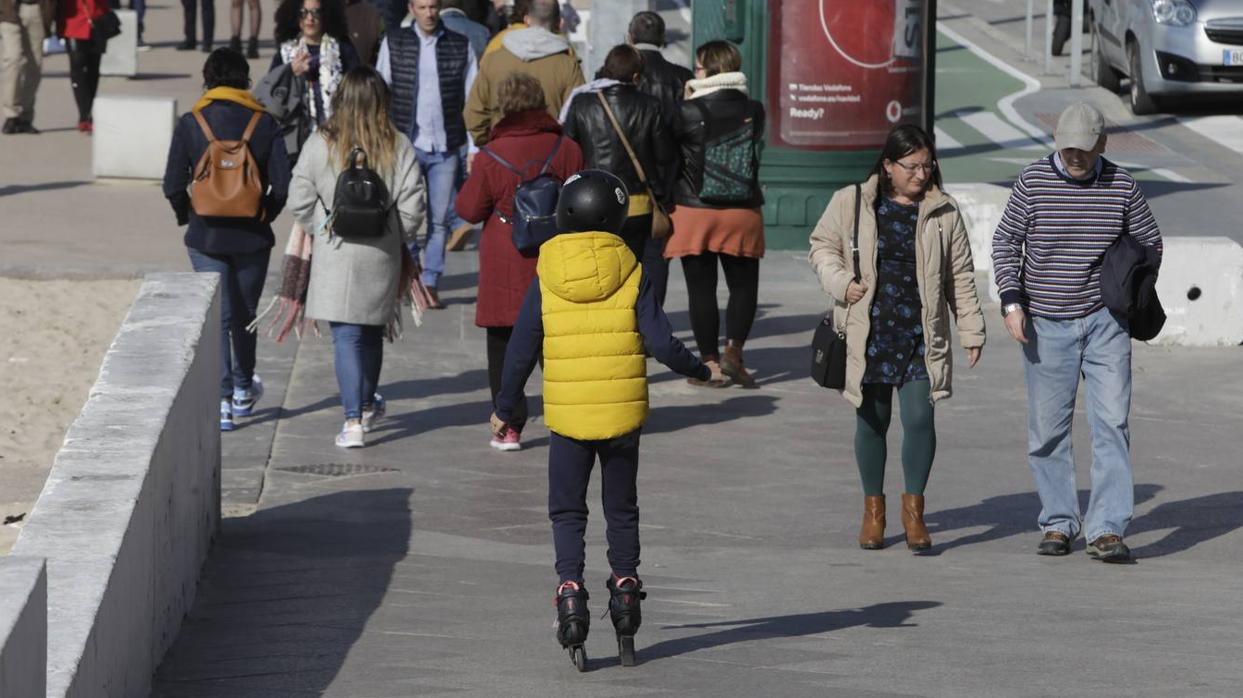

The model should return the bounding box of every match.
[289,66,427,448]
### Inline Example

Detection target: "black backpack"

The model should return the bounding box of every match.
[321,146,392,239]
[483,135,564,252]
[691,100,759,205]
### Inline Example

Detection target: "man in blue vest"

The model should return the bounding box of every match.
[377,0,478,307]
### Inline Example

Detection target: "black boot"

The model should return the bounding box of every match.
[229,35,242,53]
[606,576,646,666]
[247,35,260,58]
[554,581,589,671]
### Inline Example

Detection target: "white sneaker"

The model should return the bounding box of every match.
[361,393,386,433]
[335,421,365,448]
[231,375,264,416]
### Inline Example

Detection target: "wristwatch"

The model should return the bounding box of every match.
[1002,303,1023,317]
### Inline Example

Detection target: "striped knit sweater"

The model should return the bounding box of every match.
[991,155,1162,319]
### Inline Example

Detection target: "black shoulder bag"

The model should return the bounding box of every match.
[810,183,862,389]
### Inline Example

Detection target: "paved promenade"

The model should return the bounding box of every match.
[149,254,1243,698]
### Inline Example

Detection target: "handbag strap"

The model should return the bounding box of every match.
[596,91,651,188]
[851,183,862,282]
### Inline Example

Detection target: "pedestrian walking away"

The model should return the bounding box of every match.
[343,0,383,66]
[228,0,263,57]
[376,0,479,307]
[665,40,766,388]
[628,10,693,121]
[288,66,428,449]
[177,0,215,51]
[56,0,109,132]
[455,71,583,452]
[992,102,1163,563]
[561,44,676,305]
[464,0,583,147]
[162,49,291,432]
[1,0,53,134]
[490,170,721,671]
[809,124,985,552]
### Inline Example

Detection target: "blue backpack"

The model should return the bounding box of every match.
[483,135,564,252]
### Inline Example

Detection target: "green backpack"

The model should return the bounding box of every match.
[692,101,759,205]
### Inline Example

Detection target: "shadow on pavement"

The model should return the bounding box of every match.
[644,395,778,434]
[639,601,941,663]
[0,180,90,197]
[922,484,1162,553]
[1128,491,1243,559]
[151,488,412,697]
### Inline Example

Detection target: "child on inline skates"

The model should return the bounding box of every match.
[490,170,719,670]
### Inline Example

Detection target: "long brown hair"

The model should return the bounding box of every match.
[321,67,399,179]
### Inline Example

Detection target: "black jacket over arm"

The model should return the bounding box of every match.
[561,84,676,207]
[162,101,290,256]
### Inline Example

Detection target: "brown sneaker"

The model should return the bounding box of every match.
[1036,531,1071,556]
[1087,534,1132,563]
[446,223,476,251]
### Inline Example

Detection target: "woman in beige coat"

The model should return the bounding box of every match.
[290,66,426,449]
[808,125,985,552]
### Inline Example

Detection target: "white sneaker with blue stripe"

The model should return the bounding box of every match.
[220,399,235,432]
[231,375,264,417]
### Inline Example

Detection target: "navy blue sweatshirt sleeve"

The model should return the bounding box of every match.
[637,273,710,381]
[495,281,544,424]
[263,121,291,223]
[162,116,192,226]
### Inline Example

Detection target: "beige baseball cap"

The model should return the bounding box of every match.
[1054,102,1106,152]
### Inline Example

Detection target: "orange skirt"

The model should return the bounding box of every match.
[664,205,765,259]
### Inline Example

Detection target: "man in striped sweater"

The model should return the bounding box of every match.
[991,102,1162,564]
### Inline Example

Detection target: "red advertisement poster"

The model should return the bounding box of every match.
[767,0,928,150]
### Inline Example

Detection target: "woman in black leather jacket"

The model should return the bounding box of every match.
[666,40,766,388]
[562,44,676,305]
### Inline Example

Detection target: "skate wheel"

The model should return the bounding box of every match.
[570,645,587,672]
[618,635,636,667]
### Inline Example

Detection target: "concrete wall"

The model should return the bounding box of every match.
[11,272,221,698]
[0,557,47,698]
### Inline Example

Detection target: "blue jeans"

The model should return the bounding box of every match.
[412,147,459,288]
[1022,306,1133,542]
[447,144,470,233]
[329,323,384,420]
[187,247,269,399]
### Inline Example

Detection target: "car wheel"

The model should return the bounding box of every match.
[1128,42,1159,115]
[1091,23,1121,92]
[1052,15,1072,56]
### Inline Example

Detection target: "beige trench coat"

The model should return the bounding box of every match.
[808,175,986,408]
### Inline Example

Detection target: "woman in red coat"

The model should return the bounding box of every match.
[456,71,584,452]
[57,0,109,132]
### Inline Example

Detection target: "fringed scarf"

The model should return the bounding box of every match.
[250,223,435,342]
[279,35,344,124]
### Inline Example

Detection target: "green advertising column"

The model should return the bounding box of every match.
[693,0,937,249]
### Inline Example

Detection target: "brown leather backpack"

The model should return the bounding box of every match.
[190,110,265,219]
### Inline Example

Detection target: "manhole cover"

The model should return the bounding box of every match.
[277,463,400,477]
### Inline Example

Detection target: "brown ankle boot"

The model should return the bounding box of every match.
[721,340,757,388]
[859,495,885,549]
[901,493,931,551]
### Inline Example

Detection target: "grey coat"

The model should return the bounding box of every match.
[290,133,427,326]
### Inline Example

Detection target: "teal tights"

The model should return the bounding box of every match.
[854,381,936,496]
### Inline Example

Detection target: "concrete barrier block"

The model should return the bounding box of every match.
[0,557,46,698]
[100,9,138,77]
[1151,237,1243,347]
[92,95,177,180]
[12,272,220,698]
[950,182,1012,276]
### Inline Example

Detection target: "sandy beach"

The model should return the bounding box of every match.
[0,278,140,553]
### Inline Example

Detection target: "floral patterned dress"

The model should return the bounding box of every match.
[863,197,928,385]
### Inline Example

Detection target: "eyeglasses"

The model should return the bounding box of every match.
[891,160,936,174]
[299,8,321,18]
[694,64,705,72]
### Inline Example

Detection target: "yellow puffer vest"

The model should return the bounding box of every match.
[538,232,648,440]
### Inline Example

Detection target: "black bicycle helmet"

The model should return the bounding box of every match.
[555,169,630,234]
